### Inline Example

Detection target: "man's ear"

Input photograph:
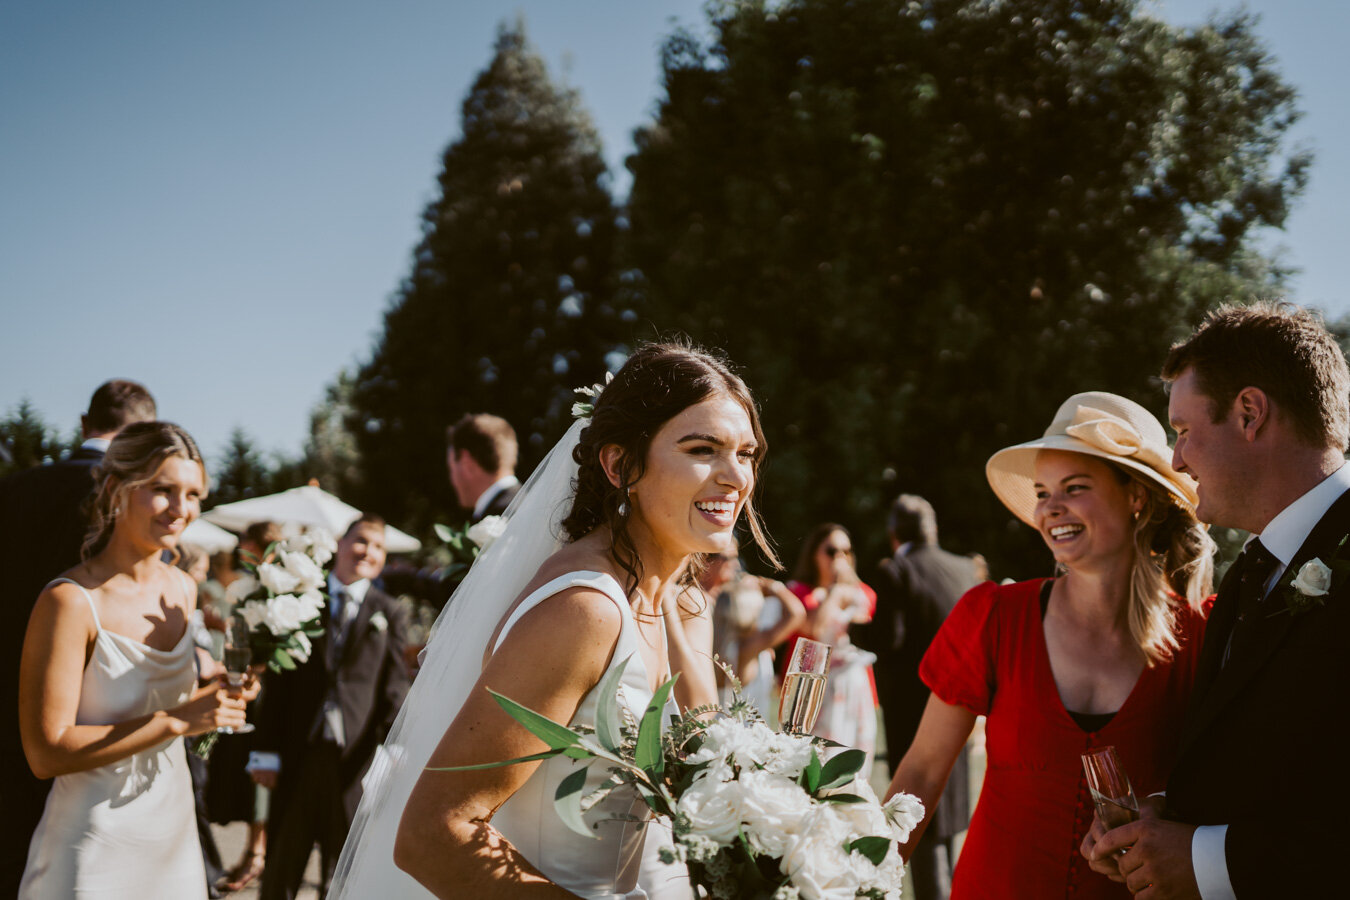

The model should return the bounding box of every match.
[599,444,626,490]
[1233,387,1270,442]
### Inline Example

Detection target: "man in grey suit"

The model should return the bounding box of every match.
[870,494,978,900]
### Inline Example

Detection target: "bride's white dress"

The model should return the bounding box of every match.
[20,575,205,899]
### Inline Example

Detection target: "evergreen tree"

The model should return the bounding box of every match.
[304,369,363,500]
[625,0,1307,574]
[208,427,272,508]
[0,400,68,477]
[350,19,625,531]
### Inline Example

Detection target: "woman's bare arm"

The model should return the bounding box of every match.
[19,581,246,779]
[664,583,718,710]
[884,694,977,859]
[394,587,625,898]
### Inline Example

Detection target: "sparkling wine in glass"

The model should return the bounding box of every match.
[219,617,255,735]
[1081,746,1139,836]
[779,637,830,735]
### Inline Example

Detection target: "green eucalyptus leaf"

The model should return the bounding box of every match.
[594,655,633,753]
[425,748,562,772]
[433,523,455,543]
[271,647,296,671]
[553,766,599,839]
[821,792,867,804]
[635,676,678,775]
[488,690,582,751]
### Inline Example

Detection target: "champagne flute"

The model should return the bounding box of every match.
[219,616,255,735]
[1081,746,1138,840]
[779,637,830,735]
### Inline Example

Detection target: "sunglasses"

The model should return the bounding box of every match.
[823,546,851,558]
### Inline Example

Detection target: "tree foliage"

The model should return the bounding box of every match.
[349,19,626,532]
[624,0,1308,574]
[0,400,72,478]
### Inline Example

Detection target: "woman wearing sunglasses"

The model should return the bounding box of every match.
[784,523,879,766]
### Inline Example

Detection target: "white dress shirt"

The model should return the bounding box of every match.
[472,474,519,520]
[1193,462,1350,900]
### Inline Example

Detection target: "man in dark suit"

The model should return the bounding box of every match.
[447,412,519,523]
[1085,301,1347,898]
[0,379,155,896]
[253,513,411,900]
[869,494,978,900]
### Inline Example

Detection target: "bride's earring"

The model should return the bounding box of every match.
[617,488,630,518]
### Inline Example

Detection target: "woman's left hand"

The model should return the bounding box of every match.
[223,668,263,703]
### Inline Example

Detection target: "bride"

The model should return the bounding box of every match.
[330,343,776,899]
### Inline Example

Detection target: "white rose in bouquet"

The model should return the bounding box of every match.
[225,574,259,606]
[779,806,855,900]
[239,599,269,631]
[736,769,816,857]
[258,561,302,596]
[279,549,326,594]
[262,594,306,634]
[297,590,326,622]
[881,792,925,844]
[292,630,313,663]
[675,772,743,845]
[466,515,507,551]
[828,779,889,839]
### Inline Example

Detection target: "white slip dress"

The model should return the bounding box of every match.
[19,573,206,899]
[490,571,675,900]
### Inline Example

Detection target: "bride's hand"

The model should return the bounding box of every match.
[171,682,247,736]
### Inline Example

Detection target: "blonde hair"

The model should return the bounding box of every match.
[1121,470,1215,665]
[82,421,207,559]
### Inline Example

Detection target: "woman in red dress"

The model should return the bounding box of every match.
[885,392,1215,900]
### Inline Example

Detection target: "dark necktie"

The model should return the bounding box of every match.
[1225,540,1279,666]
[328,588,349,668]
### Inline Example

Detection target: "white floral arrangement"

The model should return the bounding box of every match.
[1272,534,1348,617]
[433,663,922,900]
[432,514,506,587]
[228,527,335,671]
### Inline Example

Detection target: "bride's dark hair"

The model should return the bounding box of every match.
[561,341,778,594]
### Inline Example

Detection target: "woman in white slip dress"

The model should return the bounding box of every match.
[328,343,778,900]
[18,422,251,899]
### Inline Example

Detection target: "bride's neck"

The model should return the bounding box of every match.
[598,522,684,615]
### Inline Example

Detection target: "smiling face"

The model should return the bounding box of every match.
[626,394,757,560]
[1168,366,1249,529]
[335,521,387,584]
[117,455,205,552]
[1033,450,1143,573]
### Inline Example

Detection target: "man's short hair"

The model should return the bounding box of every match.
[447,414,518,475]
[86,380,156,434]
[242,521,284,550]
[1161,301,1350,452]
[887,494,939,546]
[343,511,387,540]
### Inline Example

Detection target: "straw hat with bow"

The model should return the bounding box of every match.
[985,392,1198,527]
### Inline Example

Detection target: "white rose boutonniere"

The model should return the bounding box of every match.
[1274,534,1350,618]
[1290,558,1332,598]
[466,515,507,552]
[369,611,388,634]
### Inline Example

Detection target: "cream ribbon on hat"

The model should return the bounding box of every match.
[1062,405,1170,472]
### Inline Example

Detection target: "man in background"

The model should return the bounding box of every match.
[447,413,519,522]
[0,379,155,895]
[869,494,978,900]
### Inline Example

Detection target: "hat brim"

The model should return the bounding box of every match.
[985,435,1199,528]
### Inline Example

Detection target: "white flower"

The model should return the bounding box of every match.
[779,805,855,900]
[736,769,816,857]
[1291,558,1332,597]
[828,778,889,840]
[296,590,325,622]
[238,599,269,630]
[369,611,388,633]
[261,594,306,634]
[674,771,743,845]
[466,515,507,551]
[279,549,326,593]
[258,561,302,596]
[225,574,259,606]
[292,630,312,663]
[882,792,925,844]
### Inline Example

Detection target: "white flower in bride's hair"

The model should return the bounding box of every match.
[258,561,301,596]
[279,549,326,593]
[1291,558,1332,597]
[571,372,614,419]
[466,515,506,551]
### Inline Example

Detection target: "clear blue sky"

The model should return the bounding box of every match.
[2,0,1343,467]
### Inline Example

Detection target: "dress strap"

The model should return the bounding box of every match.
[491,571,629,656]
[47,577,101,630]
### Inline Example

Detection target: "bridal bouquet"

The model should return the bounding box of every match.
[224,526,336,671]
[439,663,922,900]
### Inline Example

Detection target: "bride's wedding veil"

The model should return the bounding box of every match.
[329,419,587,898]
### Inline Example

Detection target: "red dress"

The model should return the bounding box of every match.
[919,579,1207,900]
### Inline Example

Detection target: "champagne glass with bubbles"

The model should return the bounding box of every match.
[779,638,830,735]
[219,616,255,735]
[1082,746,1138,839]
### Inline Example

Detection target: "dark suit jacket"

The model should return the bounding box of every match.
[866,543,978,839]
[1166,489,1350,897]
[0,446,102,895]
[472,481,518,523]
[256,583,411,824]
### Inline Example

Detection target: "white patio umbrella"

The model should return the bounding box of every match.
[180,519,238,554]
[202,484,422,553]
